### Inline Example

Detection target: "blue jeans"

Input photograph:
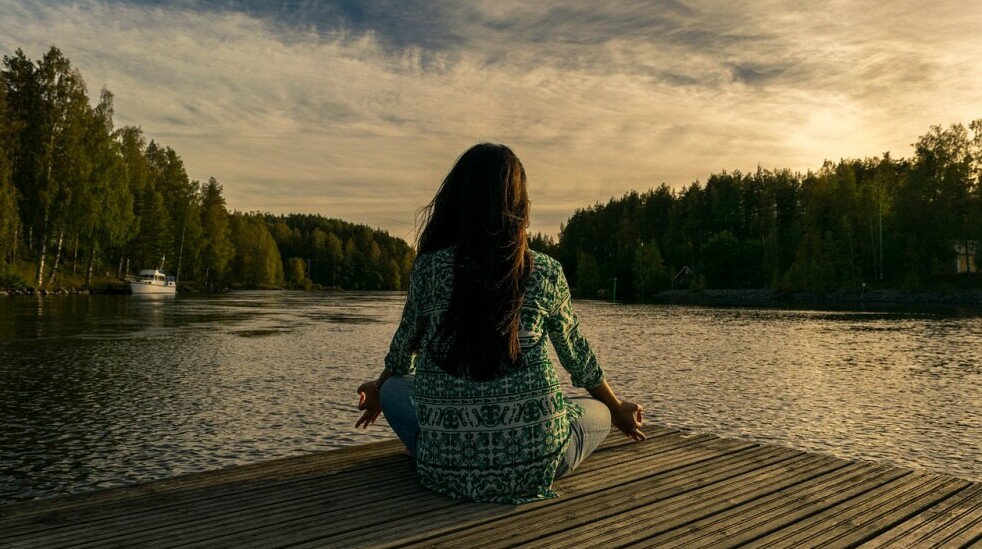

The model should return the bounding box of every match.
[379,375,610,478]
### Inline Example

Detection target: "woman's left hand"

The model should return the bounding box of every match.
[355,381,382,429]
[611,400,646,441]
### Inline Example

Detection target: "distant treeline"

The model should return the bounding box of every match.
[4,47,979,297]
[531,121,982,297]
[0,46,413,290]
[265,213,413,290]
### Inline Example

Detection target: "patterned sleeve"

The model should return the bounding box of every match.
[544,264,605,388]
[384,257,425,375]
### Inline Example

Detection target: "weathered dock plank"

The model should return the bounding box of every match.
[857,483,982,548]
[639,461,900,548]
[1,426,979,548]
[371,443,774,549]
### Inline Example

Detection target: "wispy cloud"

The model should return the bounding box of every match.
[1,0,979,237]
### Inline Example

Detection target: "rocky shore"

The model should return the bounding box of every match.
[0,286,91,297]
[0,282,215,296]
[0,282,133,296]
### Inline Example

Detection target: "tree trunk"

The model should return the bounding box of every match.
[869,220,877,283]
[966,238,973,275]
[47,230,65,287]
[846,228,856,287]
[85,249,95,288]
[9,224,18,265]
[72,234,79,275]
[118,253,125,280]
[176,220,186,285]
[878,200,884,280]
[36,235,47,288]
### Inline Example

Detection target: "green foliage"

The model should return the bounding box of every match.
[555,121,981,296]
[633,240,670,297]
[199,177,234,288]
[0,46,417,292]
[324,232,344,287]
[528,232,558,256]
[0,177,16,264]
[229,214,283,288]
[261,213,414,291]
[0,268,26,288]
[887,122,982,286]
[285,257,310,289]
[382,258,401,290]
[700,231,764,289]
[575,251,602,297]
[0,92,17,264]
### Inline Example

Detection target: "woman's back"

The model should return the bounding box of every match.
[385,247,605,503]
[356,143,644,505]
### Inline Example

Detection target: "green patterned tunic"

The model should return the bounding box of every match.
[384,248,605,504]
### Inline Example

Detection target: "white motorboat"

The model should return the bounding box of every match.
[128,263,177,295]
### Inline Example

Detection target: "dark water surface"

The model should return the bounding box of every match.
[1,292,979,503]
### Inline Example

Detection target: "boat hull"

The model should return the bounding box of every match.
[129,281,176,295]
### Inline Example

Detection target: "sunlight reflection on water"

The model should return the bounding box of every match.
[0,293,979,503]
[577,302,981,484]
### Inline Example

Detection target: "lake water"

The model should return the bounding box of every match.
[1,292,979,504]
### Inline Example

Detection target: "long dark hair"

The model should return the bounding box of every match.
[417,143,532,381]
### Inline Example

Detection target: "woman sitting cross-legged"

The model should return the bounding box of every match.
[355,143,645,504]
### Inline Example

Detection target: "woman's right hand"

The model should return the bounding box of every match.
[611,400,646,441]
[355,381,382,429]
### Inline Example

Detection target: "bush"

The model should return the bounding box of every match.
[0,270,27,289]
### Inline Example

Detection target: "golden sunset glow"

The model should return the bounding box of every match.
[3,1,980,238]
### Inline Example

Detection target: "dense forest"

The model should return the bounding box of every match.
[0,47,413,291]
[531,121,982,298]
[2,47,979,298]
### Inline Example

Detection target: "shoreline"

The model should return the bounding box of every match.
[638,288,982,307]
[0,284,224,296]
[5,285,982,306]
[0,286,94,297]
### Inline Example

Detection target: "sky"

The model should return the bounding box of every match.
[2,1,980,240]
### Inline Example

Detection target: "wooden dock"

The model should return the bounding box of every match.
[2,427,980,548]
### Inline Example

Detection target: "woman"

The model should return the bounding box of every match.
[355,143,644,504]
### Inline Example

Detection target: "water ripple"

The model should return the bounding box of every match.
[0,293,979,504]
